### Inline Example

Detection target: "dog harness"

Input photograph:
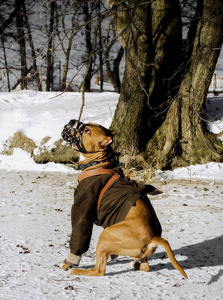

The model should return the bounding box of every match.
[78,169,120,213]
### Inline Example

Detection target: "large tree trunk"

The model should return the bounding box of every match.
[107,0,150,154]
[108,0,223,169]
[146,0,223,169]
[107,0,182,156]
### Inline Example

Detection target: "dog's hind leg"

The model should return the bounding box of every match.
[132,257,150,272]
[69,200,158,277]
[69,220,146,276]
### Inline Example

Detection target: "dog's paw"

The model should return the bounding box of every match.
[131,261,150,272]
[60,262,72,271]
[68,268,79,275]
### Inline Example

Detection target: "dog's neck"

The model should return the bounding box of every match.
[78,149,119,171]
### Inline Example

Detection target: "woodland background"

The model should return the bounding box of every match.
[1,0,223,170]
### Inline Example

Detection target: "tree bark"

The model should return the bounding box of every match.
[146,0,223,169]
[108,0,223,169]
[105,45,123,93]
[107,0,182,156]
[107,0,150,154]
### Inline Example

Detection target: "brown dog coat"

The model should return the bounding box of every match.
[69,168,148,256]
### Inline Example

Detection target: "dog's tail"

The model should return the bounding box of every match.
[152,236,188,279]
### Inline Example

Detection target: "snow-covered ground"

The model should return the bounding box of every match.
[0,90,223,299]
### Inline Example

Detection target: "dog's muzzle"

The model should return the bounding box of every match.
[61,119,83,144]
[61,119,113,154]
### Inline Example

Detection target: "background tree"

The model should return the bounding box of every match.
[55,0,80,91]
[0,0,18,91]
[16,0,28,90]
[81,0,94,92]
[46,0,56,91]
[107,0,223,169]
[0,0,124,93]
[0,0,45,91]
[1,35,11,91]
[23,0,42,91]
[97,0,104,92]
[0,0,17,36]
[105,20,124,93]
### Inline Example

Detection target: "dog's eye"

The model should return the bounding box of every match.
[84,128,90,134]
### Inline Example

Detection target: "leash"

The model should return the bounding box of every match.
[78,169,120,213]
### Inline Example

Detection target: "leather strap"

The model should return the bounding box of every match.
[97,173,120,213]
[78,169,118,183]
[77,169,120,213]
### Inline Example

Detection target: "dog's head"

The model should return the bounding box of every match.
[61,119,114,154]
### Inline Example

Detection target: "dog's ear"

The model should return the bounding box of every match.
[110,130,115,135]
[144,185,163,195]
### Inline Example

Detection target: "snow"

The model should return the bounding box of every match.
[0,89,117,154]
[0,148,79,173]
[156,162,223,180]
[205,95,223,135]
[0,90,223,299]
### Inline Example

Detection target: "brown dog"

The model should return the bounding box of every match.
[61,120,188,278]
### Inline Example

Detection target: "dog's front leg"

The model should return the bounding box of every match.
[69,240,109,276]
